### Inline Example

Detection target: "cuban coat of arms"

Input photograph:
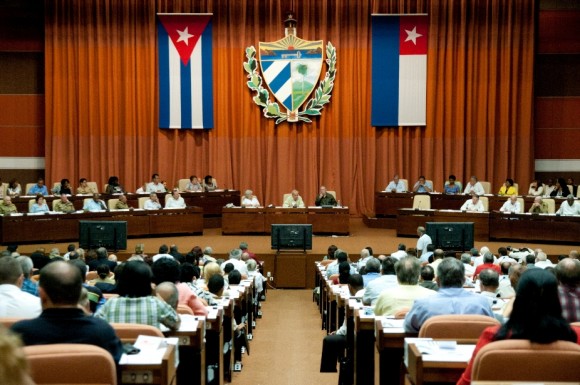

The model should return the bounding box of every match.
[244,14,336,124]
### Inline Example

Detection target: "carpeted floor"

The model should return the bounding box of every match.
[231,289,338,385]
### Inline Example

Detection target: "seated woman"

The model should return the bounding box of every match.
[241,189,260,207]
[527,179,543,196]
[53,178,72,195]
[7,179,22,197]
[185,175,203,192]
[550,177,571,198]
[457,268,580,385]
[77,178,96,194]
[105,176,124,194]
[203,175,217,192]
[444,174,461,194]
[498,178,517,196]
[30,195,49,213]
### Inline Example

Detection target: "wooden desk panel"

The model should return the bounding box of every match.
[396,209,436,236]
[149,209,204,235]
[489,212,580,244]
[397,209,490,241]
[375,192,415,216]
[222,208,266,234]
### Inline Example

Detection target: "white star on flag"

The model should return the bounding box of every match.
[176,27,194,45]
[404,26,422,45]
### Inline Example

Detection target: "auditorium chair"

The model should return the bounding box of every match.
[28,199,35,212]
[399,178,409,192]
[412,195,431,210]
[479,181,491,194]
[51,199,61,211]
[178,178,189,192]
[282,193,291,206]
[0,182,7,196]
[479,196,489,211]
[517,197,525,213]
[111,322,164,343]
[471,339,580,382]
[138,197,149,209]
[103,183,108,194]
[513,182,519,194]
[85,271,98,281]
[543,198,556,214]
[24,343,117,385]
[107,198,119,210]
[418,314,500,341]
[24,183,36,195]
[86,181,99,193]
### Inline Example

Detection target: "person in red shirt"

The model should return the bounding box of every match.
[457,268,580,385]
[473,252,501,281]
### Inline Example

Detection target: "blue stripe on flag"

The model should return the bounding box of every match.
[158,23,170,128]
[180,62,192,129]
[201,21,213,129]
[371,16,400,127]
[269,63,290,93]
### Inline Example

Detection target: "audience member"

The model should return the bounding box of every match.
[0,256,41,318]
[473,252,501,279]
[374,257,436,316]
[17,256,38,297]
[144,192,162,210]
[390,243,407,260]
[535,251,553,269]
[155,282,179,309]
[165,188,186,208]
[221,249,249,277]
[385,174,406,193]
[499,194,520,213]
[419,244,435,264]
[11,261,123,362]
[404,257,493,332]
[428,249,446,276]
[457,268,580,385]
[555,258,580,323]
[362,258,381,287]
[152,244,174,263]
[0,326,35,385]
[419,265,438,291]
[363,257,397,305]
[88,247,117,271]
[556,194,580,216]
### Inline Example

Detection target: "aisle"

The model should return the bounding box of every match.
[232,289,339,385]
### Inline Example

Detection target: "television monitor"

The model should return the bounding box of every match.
[271,224,312,252]
[79,220,127,251]
[426,222,474,252]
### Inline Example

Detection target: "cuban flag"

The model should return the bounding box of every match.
[157,14,213,129]
[371,14,428,127]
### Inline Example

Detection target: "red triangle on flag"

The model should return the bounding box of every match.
[158,15,211,65]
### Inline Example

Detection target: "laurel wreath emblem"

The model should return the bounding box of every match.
[243,42,337,124]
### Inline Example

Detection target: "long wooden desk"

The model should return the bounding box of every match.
[163,315,205,385]
[397,209,490,241]
[0,207,203,245]
[374,318,417,385]
[221,207,350,235]
[489,211,580,244]
[120,341,177,385]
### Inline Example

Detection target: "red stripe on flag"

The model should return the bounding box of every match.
[399,15,428,55]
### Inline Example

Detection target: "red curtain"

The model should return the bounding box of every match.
[45,0,535,215]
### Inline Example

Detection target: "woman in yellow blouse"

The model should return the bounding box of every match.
[498,178,517,196]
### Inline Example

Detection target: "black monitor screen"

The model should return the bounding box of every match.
[426,222,474,252]
[79,220,127,250]
[271,224,312,251]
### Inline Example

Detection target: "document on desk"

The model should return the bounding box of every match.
[120,335,179,367]
[404,338,475,367]
[380,317,405,330]
[160,314,201,332]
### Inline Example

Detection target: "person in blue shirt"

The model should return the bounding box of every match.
[27,178,48,196]
[30,195,49,213]
[443,174,461,194]
[413,176,433,193]
[83,193,108,212]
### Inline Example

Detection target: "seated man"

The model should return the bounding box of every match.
[374,257,436,316]
[361,258,381,287]
[0,196,17,215]
[95,260,180,330]
[478,269,505,316]
[115,194,131,209]
[404,257,494,332]
[27,178,48,196]
[473,251,502,279]
[499,194,520,213]
[320,274,364,372]
[315,186,337,207]
[385,174,406,193]
[0,256,41,318]
[460,195,484,212]
[283,189,305,208]
[146,173,167,193]
[390,243,407,260]
[413,176,433,193]
[241,189,260,208]
[54,193,75,213]
[419,265,438,291]
[83,193,107,211]
[528,195,548,213]
[556,194,580,216]
[443,175,461,194]
[363,257,398,305]
[76,178,97,195]
[144,192,162,210]
[11,261,123,362]
[463,176,485,196]
[165,188,186,209]
[555,258,580,323]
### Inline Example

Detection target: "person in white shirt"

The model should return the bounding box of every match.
[385,174,406,193]
[0,256,41,318]
[390,244,407,260]
[527,180,544,196]
[463,176,486,196]
[499,195,520,213]
[556,194,580,216]
[151,244,174,263]
[543,178,556,197]
[165,189,186,209]
[241,189,260,208]
[146,173,167,193]
[534,251,553,269]
[144,193,162,210]
[416,226,432,258]
[460,195,484,212]
[357,248,373,270]
[461,253,476,278]
[220,249,249,277]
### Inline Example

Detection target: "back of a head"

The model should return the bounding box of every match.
[365,258,381,274]
[327,245,338,259]
[433,249,445,260]
[246,259,257,272]
[0,256,23,285]
[208,274,225,295]
[536,251,548,262]
[338,261,351,284]
[398,243,406,251]
[498,268,576,343]
[498,247,508,256]
[96,247,108,260]
[420,265,435,281]
[40,261,82,305]
[396,257,421,285]
[500,261,511,275]
[203,262,221,283]
[180,263,200,283]
[470,248,479,257]
[460,253,472,264]
[151,257,180,285]
[16,256,33,279]
[223,262,235,274]
[437,257,465,288]
[426,244,435,253]
[203,246,213,256]
[381,257,396,275]
[483,251,494,264]
[229,248,242,260]
[525,254,536,265]
[360,249,370,259]
[159,244,169,254]
[335,250,348,263]
[155,282,179,309]
[555,258,580,287]
[96,264,110,279]
[117,260,153,297]
[228,270,242,285]
[348,273,364,292]
[239,241,248,250]
[479,269,499,288]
